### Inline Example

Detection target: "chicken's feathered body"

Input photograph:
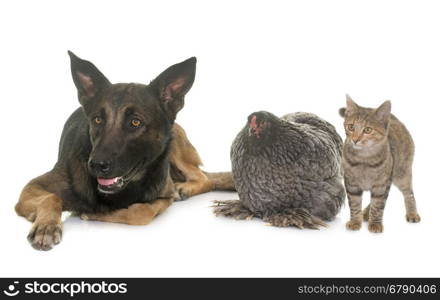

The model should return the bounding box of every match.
[214,111,345,228]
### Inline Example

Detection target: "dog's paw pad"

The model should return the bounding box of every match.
[27,223,62,251]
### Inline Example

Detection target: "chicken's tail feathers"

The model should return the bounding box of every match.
[211,200,328,230]
[211,200,254,220]
[263,208,328,230]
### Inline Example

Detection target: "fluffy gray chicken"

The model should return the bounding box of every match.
[214,111,345,228]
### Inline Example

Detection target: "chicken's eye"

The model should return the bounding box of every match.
[94,116,102,125]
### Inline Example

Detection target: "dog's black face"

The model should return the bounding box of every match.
[68,51,196,194]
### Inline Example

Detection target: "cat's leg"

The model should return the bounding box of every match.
[393,173,421,223]
[362,204,370,222]
[345,185,363,230]
[368,184,391,233]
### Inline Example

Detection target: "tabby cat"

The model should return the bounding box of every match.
[340,95,420,233]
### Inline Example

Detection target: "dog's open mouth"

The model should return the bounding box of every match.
[96,160,145,194]
[97,176,124,194]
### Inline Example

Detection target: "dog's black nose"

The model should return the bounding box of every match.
[89,160,112,174]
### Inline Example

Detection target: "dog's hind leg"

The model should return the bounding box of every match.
[15,172,64,251]
[170,124,214,199]
[170,123,235,199]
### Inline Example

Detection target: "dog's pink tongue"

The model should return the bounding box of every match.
[97,177,120,186]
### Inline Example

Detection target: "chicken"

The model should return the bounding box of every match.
[214,111,345,229]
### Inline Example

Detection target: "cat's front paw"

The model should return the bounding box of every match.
[406,213,421,223]
[368,222,383,233]
[346,220,362,231]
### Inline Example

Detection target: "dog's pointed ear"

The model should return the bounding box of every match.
[68,51,111,105]
[150,57,196,120]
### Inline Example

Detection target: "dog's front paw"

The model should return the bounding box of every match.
[27,223,62,251]
[368,222,384,233]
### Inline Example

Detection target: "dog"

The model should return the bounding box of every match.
[15,51,234,251]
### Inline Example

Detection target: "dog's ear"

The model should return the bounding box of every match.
[68,51,111,105]
[151,57,196,120]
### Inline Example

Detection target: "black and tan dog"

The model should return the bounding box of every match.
[15,52,234,251]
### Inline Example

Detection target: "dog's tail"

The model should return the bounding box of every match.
[204,171,236,191]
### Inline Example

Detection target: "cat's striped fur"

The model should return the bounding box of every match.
[340,95,420,233]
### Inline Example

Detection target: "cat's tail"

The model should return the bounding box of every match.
[339,107,346,117]
[204,171,236,191]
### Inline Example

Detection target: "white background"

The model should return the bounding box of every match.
[0,0,439,277]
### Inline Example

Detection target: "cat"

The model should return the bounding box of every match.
[340,95,420,233]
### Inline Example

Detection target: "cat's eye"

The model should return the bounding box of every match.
[131,118,142,128]
[363,127,373,134]
[347,124,355,131]
[94,116,102,125]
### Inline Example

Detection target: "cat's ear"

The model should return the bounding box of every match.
[375,100,392,124]
[68,51,111,106]
[345,94,359,115]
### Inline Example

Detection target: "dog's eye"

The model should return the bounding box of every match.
[94,117,103,125]
[364,127,373,134]
[131,118,142,128]
[347,124,355,131]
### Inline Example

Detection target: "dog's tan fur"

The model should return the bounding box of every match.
[80,176,176,225]
[16,178,64,250]
[170,124,215,198]
[16,124,235,231]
